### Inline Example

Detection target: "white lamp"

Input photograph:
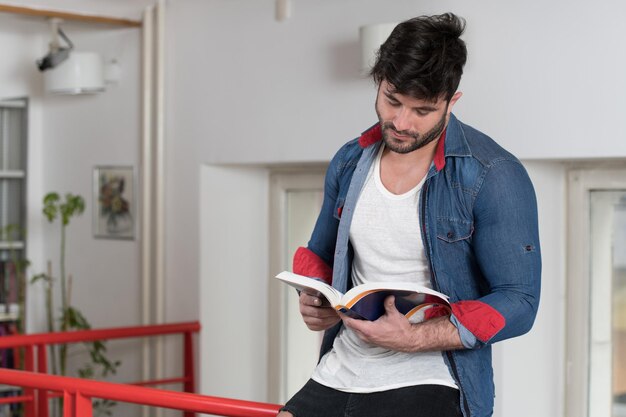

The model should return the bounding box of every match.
[359,23,397,74]
[44,52,105,95]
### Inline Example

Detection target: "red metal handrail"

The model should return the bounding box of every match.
[0,368,281,417]
[0,321,200,348]
[0,321,200,417]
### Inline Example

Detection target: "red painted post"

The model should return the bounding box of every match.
[22,346,36,417]
[183,331,196,417]
[75,392,93,417]
[37,344,50,417]
[63,391,73,417]
[18,346,37,417]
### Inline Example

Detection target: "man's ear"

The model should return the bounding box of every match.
[447,91,463,115]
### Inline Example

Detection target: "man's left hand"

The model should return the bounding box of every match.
[339,295,465,352]
[339,295,417,352]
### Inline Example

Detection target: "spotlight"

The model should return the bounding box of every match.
[36,18,73,72]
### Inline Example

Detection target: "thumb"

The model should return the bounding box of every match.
[384,295,398,314]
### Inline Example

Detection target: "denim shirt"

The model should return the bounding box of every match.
[293,114,541,417]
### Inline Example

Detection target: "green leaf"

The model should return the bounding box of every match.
[42,193,60,222]
[59,193,85,225]
[63,306,91,330]
[30,273,51,284]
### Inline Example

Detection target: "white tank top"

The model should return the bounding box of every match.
[311,145,457,393]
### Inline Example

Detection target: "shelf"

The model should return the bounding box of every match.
[0,4,142,27]
[0,304,19,322]
[0,171,25,179]
[0,242,24,250]
[0,314,19,322]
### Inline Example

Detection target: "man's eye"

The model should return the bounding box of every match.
[415,109,430,116]
[387,99,401,107]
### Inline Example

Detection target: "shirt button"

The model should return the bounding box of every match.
[447,232,454,239]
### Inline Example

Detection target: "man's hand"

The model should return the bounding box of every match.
[340,295,464,352]
[299,291,341,331]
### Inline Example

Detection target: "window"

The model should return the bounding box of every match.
[0,99,27,325]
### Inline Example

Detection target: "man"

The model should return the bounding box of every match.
[278,13,541,417]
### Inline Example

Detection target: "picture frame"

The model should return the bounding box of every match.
[93,166,136,240]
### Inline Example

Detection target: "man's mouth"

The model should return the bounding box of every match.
[389,129,416,140]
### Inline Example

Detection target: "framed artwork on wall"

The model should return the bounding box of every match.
[93,166,136,240]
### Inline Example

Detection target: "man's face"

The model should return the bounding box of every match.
[375,80,461,154]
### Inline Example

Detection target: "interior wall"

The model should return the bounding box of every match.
[0,7,146,413]
[169,0,626,347]
[0,12,47,334]
[499,161,567,417]
[199,165,270,401]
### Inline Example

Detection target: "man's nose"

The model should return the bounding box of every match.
[392,107,413,132]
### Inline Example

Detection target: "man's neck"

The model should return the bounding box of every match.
[379,139,439,195]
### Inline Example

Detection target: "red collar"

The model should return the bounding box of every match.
[433,128,446,171]
[358,123,382,148]
[358,124,447,171]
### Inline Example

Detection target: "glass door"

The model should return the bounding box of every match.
[567,169,626,417]
[589,191,626,417]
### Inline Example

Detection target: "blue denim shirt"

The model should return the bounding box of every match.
[295,114,541,417]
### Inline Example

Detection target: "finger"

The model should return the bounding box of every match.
[304,315,340,331]
[337,314,375,343]
[300,292,323,307]
[301,304,337,319]
[339,312,366,332]
[383,295,399,315]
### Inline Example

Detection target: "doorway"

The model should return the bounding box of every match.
[567,168,626,417]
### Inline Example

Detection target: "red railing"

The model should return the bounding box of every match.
[0,321,200,417]
[0,368,281,417]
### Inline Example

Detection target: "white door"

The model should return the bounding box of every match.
[268,170,325,404]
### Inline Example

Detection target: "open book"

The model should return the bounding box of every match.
[275,271,450,321]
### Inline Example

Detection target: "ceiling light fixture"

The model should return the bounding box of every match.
[36,18,73,71]
[36,18,106,95]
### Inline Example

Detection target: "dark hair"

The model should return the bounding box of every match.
[370,13,467,102]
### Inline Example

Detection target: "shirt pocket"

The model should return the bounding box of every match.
[436,218,474,243]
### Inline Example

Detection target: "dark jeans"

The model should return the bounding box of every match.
[281,379,463,417]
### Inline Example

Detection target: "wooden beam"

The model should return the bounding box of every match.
[0,4,142,27]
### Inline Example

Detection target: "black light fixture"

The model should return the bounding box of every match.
[36,18,73,72]
[35,18,106,95]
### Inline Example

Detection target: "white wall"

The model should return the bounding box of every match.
[0,6,147,415]
[199,165,269,401]
[168,0,626,164]
[495,161,568,417]
[39,24,143,334]
[0,4,155,417]
[0,11,47,334]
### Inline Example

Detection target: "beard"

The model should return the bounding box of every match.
[378,110,447,154]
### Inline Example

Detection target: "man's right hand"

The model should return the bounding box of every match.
[299,292,341,331]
